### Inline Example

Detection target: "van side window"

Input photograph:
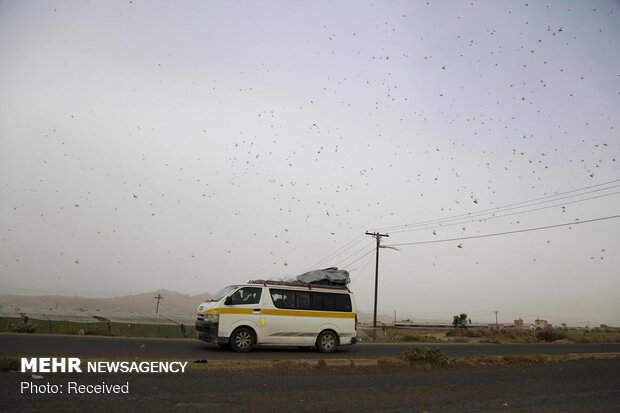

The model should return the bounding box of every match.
[322,293,336,311]
[310,293,323,310]
[270,289,296,309]
[297,291,311,310]
[229,287,262,305]
[335,294,352,312]
[270,289,352,312]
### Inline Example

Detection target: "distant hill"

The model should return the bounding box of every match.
[0,289,212,319]
[0,290,397,325]
[356,310,394,325]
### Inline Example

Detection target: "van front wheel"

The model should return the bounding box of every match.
[230,327,255,352]
[316,330,338,353]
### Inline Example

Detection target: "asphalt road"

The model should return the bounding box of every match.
[1,359,619,412]
[1,333,619,359]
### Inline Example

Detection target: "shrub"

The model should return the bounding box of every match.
[502,354,551,364]
[400,346,453,367]
[536,329,566,342]
[397,335,422,342]
[0,357,20,372]
[10,322,36,334]
[398,335,440,343]
[480,338,502,344]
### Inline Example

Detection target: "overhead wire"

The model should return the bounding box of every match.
[332,241,376,268]
[341,247,376,270]
[388,189,620,235]
[303,179,620,281]
[303,233,367,271]
[347,252,375,284]
[372,178,620,233]
[384,213,620,248]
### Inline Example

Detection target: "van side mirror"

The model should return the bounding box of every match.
[224,296,233,306]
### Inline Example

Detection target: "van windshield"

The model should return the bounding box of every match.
[210,285,237,302]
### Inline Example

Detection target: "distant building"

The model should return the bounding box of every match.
[514,319,524,329]
[534,319,548,329]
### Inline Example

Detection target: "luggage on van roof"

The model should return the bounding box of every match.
[247,267,351,289]
[296,267,350,286]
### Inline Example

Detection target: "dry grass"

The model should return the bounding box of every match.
[455,354,554,366]
[360,326,620,344]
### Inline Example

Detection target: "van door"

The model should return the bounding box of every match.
[261,288,317,346]
[218,286,264,342]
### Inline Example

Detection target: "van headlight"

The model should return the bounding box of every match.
[203,313,219,322]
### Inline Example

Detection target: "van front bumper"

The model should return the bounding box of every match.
[194,319,218,342]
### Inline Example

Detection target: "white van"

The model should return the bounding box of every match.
[195,280,357,353]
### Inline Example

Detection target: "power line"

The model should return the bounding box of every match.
[384,213,620,248]
[348,252,375,284]
[308,180,620,276]
[388,190,620,235]
[332,241,376,268]
[154,293,163,314]
[373,178,620,233]
[303,234,367,271]
[341,247,376,270]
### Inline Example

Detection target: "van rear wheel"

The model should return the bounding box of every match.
[316,330,338,353]
[230,327,255,352]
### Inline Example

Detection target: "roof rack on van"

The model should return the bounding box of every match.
[247,279,350,291]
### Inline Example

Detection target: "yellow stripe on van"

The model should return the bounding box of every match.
[202,308,254,315]
[262,309,355,319]
[203,307,355,319]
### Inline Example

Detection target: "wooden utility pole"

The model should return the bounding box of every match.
[494,310,498,328]
[365,231,389,328]
[154,293,163,314]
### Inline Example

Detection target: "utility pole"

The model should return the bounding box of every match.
[154,293,163,314]
[365,231,389,328]
[494,310,498,328]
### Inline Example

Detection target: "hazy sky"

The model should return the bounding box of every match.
[1,0,619,326]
